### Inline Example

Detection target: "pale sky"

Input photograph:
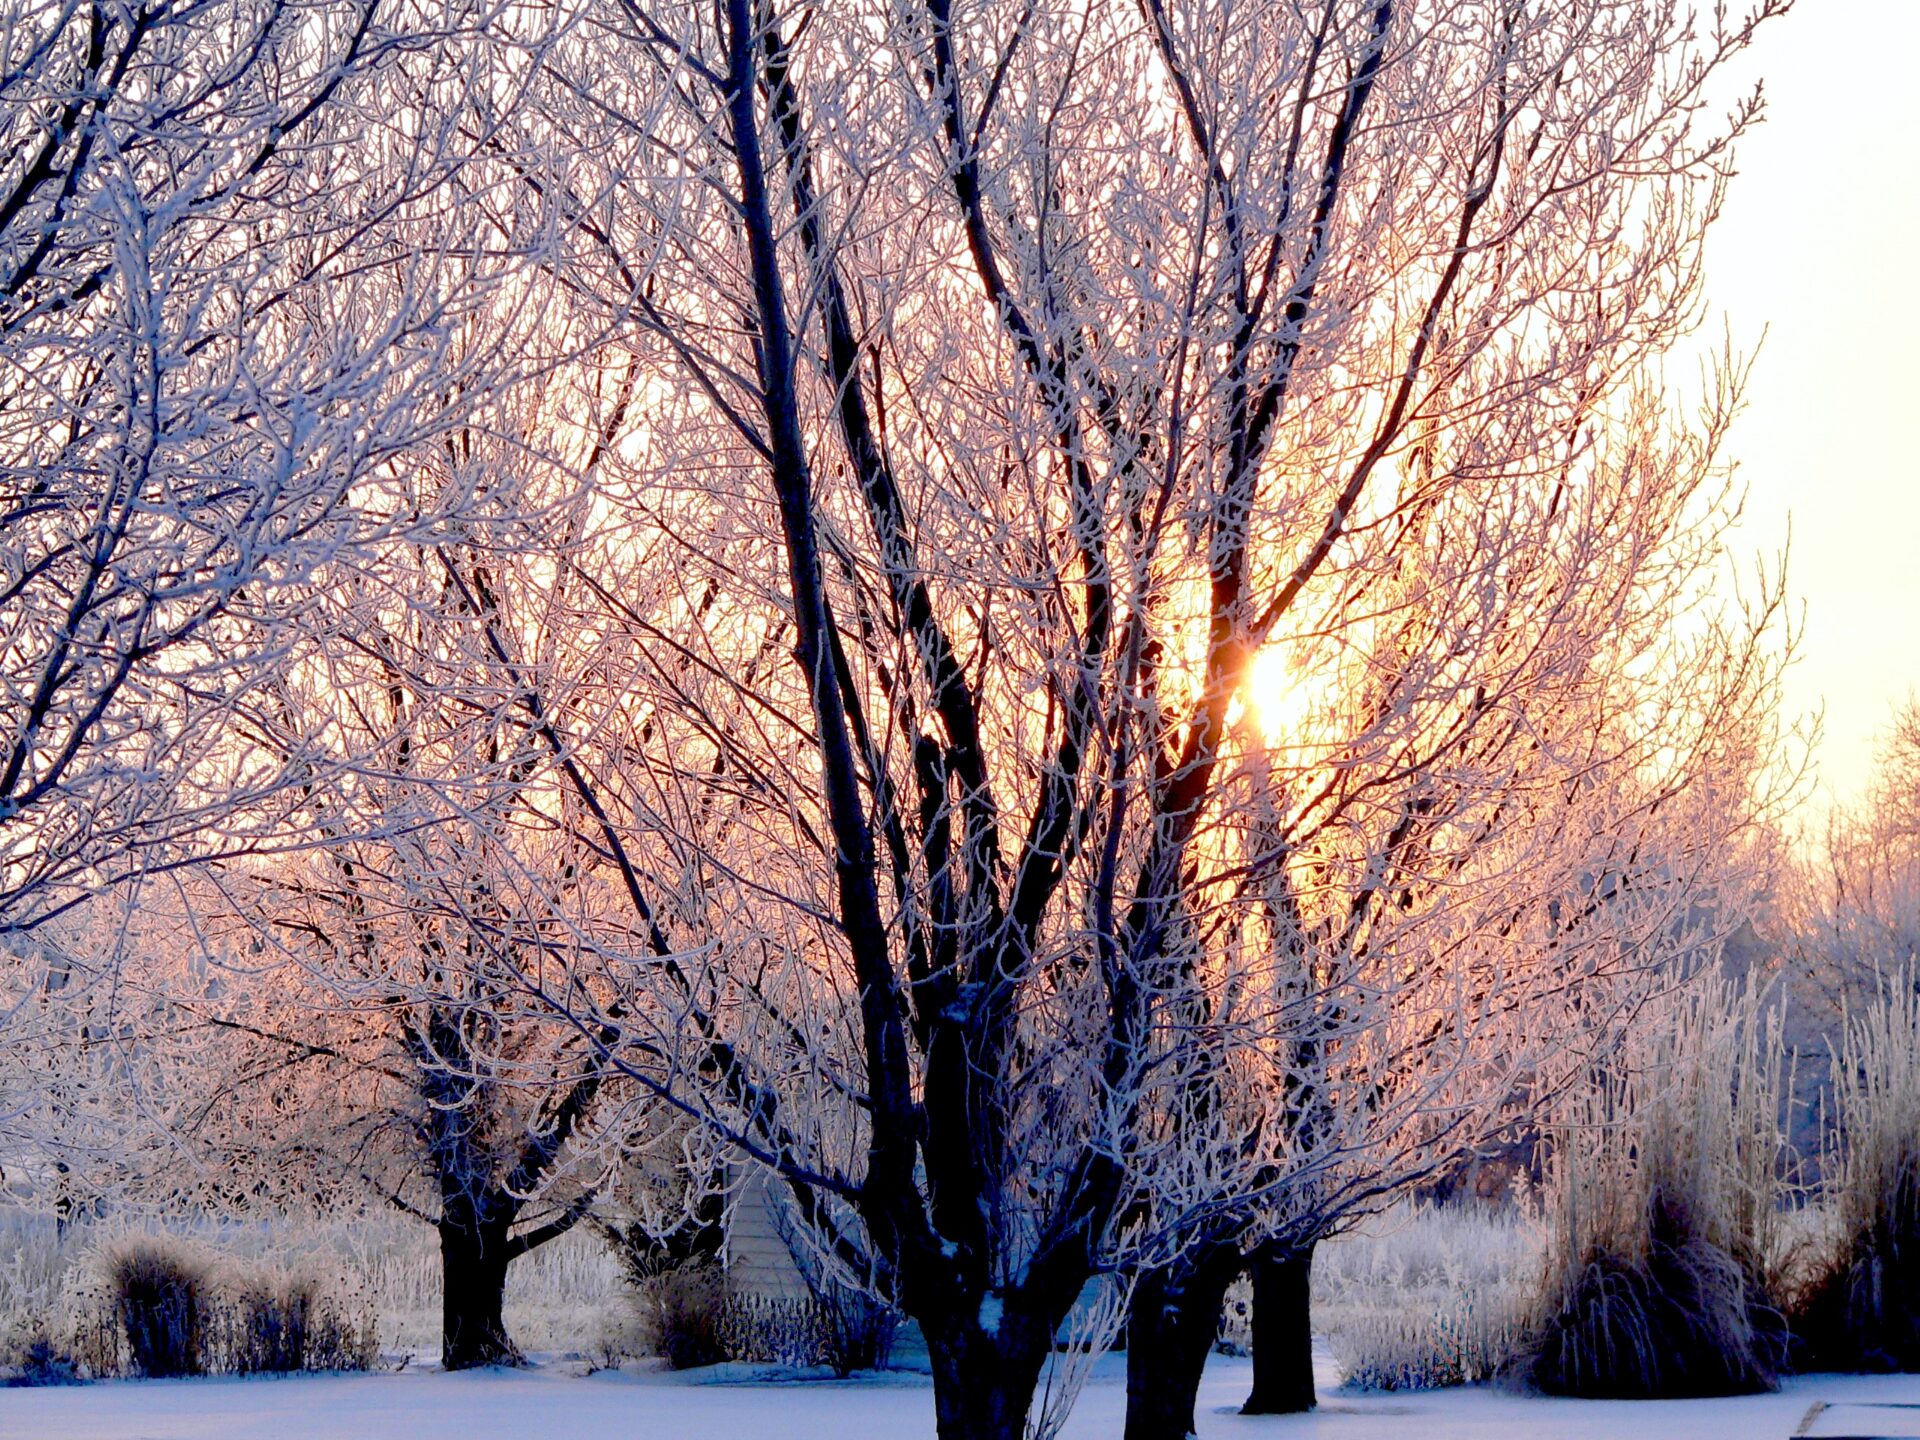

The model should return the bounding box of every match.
[1708,0,1920,807]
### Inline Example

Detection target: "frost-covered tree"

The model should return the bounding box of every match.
[164,855,629,1371]
[1116,549,1788,1433]
[1,3,1800,1432]
[0,2,619,1353]
[448,1,1804,1436]
[0,0,538,936]
[1787,700,1920,1010]
[147,438,657,1368]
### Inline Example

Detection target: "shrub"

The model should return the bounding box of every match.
[1333,1287,1526,1390]
[812,1286,898,1375]
[637,1261,728,1370]
[587,1307,647,1373]
[220,1271,379,1375]
[225,1277,315,1374]
[1520,974,1793,1398]
[629,1256,901,1375]
[713,1293,816,1368]
[105,1241,210,1378]
[1526,1189,1786,1397]
[38,1234,379,1380]
[60,1291,123,1380]
[1789,972,1920,1371]
[2,1318,81,1387]
[715,1289,899,1376]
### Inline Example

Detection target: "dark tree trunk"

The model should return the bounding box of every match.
[1243,1241,1316,1414]
[1123,1244,1244,1440]
[924,1305,1056,1440]
[439,1215,522,1370]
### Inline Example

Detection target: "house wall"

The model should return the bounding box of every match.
[723,1168,812,1301]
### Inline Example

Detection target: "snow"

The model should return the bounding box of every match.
[978,1293,1003,1336]
[4,1351,1918,1440]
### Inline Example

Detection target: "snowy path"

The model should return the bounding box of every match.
[5,1353,1920,1439]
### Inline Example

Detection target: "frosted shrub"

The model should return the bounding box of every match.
[227,1279,315,1375]
[796,1287,899,1375]
[1,1317,81,1387]
[1,1211,619,1367]
[1334,1292,1527,1390]
[1301,1205,1538,1390]
[220,1270,378,1375]
[1791,971,1920,1371]
[714,1291,900,1376]
[587,1307,648,1372]
[710,1293,811,1368]
[30,1232,378,1379]
[637,1261,728,1370]
[609,1203,895,1375]
[1523,974,1793,1397]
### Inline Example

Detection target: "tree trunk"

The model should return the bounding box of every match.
[439,1217,522,1370]
[1242,1241,1316,1414]
[924,1305,1056,1440]
[1123,1244,1243,1440]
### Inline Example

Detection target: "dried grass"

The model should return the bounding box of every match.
[1214,1204,1538,1392]
[1789,971,1920,1371]
[1521,972,1793,1398]
[103,1239,210,1378]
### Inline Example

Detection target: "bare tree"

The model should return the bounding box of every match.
[1787,699,1920,1011]
[288,2,1812,1436]
[1123,627,1790,1431]
[0,3,635,1362]
[150,430,658,1367]
[1,3,1797,1432]
[0,0,537,935]
[414,2,1804,1436]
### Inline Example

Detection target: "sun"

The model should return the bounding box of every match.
[1243,648,1315,746]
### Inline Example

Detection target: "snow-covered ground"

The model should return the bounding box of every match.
[6,1348,1920,1440]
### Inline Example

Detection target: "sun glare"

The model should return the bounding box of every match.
[1244,648,1315,746]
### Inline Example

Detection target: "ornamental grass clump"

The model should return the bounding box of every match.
[221,1269,378,1375]
[1523,973,1793,1398]
[1790,972,1920,1372]
[49,1232,380,1379]
[104,1240,211,1379]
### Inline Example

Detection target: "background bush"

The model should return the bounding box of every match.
[636,1260,729,1370]
[0,1318,81,1387]
[0,1209,620,1370]
[630,1257,899,1375]
[715,1290,898,1376]
[217,1270,378,1375]
[17,1233,381,1380]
